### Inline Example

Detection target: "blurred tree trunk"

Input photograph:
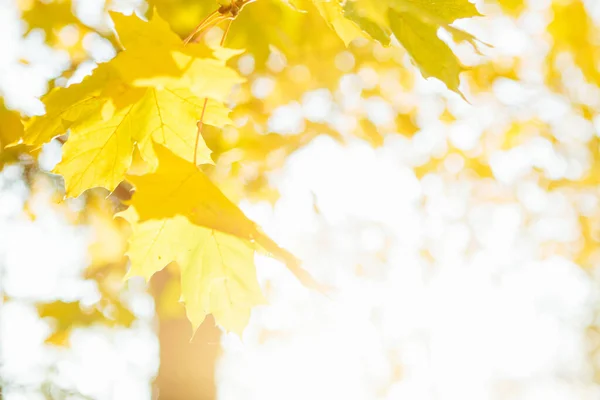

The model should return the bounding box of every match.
[151,268,222,400]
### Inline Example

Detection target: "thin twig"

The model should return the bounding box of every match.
[183,10,221,45]
[220,19,233,46]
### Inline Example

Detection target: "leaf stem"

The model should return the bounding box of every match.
[220,18,233,46]
[190,18,234,166]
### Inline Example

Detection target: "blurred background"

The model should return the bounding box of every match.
[2,0,600,399]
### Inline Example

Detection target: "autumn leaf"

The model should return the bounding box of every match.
[121,208,265,335]
[0,100,24,150]
[215,0,350,77]
[38,300,135,345]
[110,11,244,99]
[312,0,368,46]
[25,11,242,197]
[336,0,482,92]
[119,144,273,333]
[52,82,233,197]
[132,89,231,168]
[179,229,266,335]
[126,144,258,238]
[22,0,78,37]
[343,1,392,45]
[0,99,36,169]
[120,145,323,332]
[23,64,115,148]
[126,145,317,281]
[388,9,464,92]
[52,82,143,198]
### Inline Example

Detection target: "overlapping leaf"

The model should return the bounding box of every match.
[121,209,265,335]
[388,9,465,92]
[126,145,319,286]
[120,145,319,334]
[0,100,35,168]
[0,100,24,150]
[312,0,368,45]
[149,0,350,85]
[149,0,482,93]
[24,11,242,197]
[338,0,482,92]
[272,0,481,92]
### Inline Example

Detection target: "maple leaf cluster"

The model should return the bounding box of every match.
[2,0,485,335]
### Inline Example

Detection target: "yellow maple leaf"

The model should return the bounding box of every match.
[110,12,244,100]
[145,0,213,37]
[389,10,464,92]
[337,0,482,93]
[225,0,349,71]
[120,145,323,333]
[343,0,391,44]
[23,64,115,148]
[345,0,389,27]
[312,0,368,46]
[126,145,324,289]
[126,144,265,238]
[180,228,266,335]
[111,9,181,50]
[121,208,265,334]
[392,0,481,24]
[126,88,230,170]
[53,81,231,197]
[52,84,143,197]
[143,51,244,101]
[27,11,242,197]
[391,0,481,93]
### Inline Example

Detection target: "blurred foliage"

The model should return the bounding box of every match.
[2,0,600,392]
[18,0,116,64]
[38,300,134,345]
[5,0,487,335]
[18,177,137,346]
